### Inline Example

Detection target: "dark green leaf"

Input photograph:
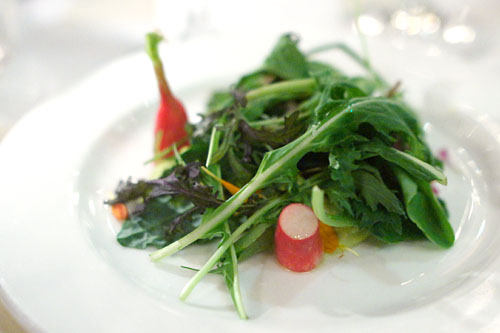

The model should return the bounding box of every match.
[353,169,404,214]
[370,218,425,243]
[105,179,152,205]
[238,111,307,148]
[117,196,200,249]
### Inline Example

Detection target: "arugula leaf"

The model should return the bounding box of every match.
[352,200,404,234]
[353,169,404,214]
[361,142,447,184]
[393,167,454,248]
[328,145,362,195]
[370,217,425,243]
[263,34,309,80]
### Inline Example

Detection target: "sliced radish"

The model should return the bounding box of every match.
[275,203,323,272]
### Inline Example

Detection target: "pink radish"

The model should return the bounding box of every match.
[275,203,323,272]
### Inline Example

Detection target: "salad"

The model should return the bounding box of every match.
[106,32,454,319]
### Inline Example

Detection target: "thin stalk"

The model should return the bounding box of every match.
[209,120,236,165]
[353,0,371,73]
[205,126,221,167]
[246,78,317,103]
[215,167,248,317]
[172,143,185,166]
[144,137,189,164]
[179,198,283,300]
[224,222,248,320]
[150,100,372,261]
[307,42,388,88]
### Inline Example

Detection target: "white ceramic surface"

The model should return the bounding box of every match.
[1,36,500,332]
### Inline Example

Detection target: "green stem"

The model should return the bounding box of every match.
[144,137,189,165]
[307,42,388,88]
[209,119,236,165]
[353,0,371,72]
[179,198,283,301]
[224,223,248,320]
[246,78,317,103]
[145,32,175,103]
[172,143,185,166]
[205,126,221,167]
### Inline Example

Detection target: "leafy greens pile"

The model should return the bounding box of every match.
[106,34,454,319]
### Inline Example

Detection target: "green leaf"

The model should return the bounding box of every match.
[225,149,255,186]
[353,169,404,214]
[207,91,234,112]
[117,197,199,249]
[393,167,454,248]
[370,218,425,243]
[361,143,447,185]
[263,34,309,80]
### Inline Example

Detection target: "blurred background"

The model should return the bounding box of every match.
[1,0,499,330]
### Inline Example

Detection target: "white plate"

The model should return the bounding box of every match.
[2,35,500,332]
